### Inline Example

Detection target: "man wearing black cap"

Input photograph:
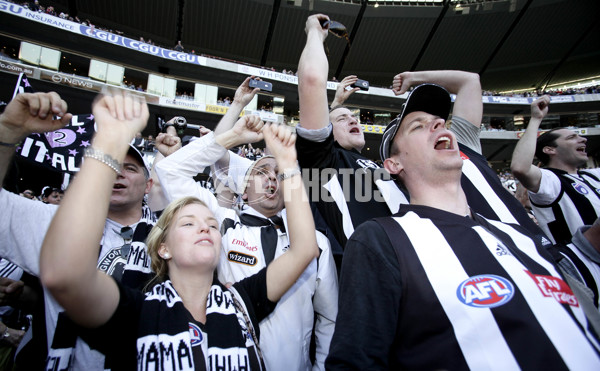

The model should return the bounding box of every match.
[326,82,600,370]
[0,91,156,369]
[389,71,548,242]
[297,15,545,270]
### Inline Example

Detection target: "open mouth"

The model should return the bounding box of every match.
[349,127,360,134]
[113,183,126,190]
[264,184,278,198]
[434,136,452,150]
[577,146,587,154]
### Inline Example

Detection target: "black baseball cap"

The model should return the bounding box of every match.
[379,84,452,162]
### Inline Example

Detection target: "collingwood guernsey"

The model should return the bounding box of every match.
[327,204,600,370]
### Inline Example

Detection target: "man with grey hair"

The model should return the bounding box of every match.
[0,91,155,370]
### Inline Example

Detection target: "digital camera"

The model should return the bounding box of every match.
[158,116,187,136]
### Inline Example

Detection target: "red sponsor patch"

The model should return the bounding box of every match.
[459,151,469,160]
[231,238,258,252]
[525,271,578,307]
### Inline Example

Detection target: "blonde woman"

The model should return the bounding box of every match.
[40,91,318,370]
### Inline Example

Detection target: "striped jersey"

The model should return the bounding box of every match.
[554,225,600,309]
[530,168,600,244]
[295,129,407,248]
[459,143,548,243]
[327,204,600,370]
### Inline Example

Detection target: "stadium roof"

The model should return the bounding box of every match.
[39,0,600,93]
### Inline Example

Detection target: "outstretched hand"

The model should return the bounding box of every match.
[0,92,72,142]
[262,123,297,168]
[392,72,414,96]
[531,95,550,120]
[233,77,260,107]
[92,89,149,144]
[155,132,182,157]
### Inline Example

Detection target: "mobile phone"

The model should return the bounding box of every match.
[249,79,273,92]
[352,79,369,91]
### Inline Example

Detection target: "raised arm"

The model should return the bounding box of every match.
[214,77,260,136]
[392,70,482,127]
[213,77,260,169]
[330,75,360,109]
[510,95,549,192]
[298,14,330,130]
[147,129,182,212]
[155,115,264,218]
[262,124,319,301]
[0,92,71,184]
[40,90,149,328]
[0,93,71,275]
[214,115,264,152]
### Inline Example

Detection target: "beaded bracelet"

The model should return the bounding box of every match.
[83,147,122,174]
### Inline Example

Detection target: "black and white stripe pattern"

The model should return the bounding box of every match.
[531,168,600,244]
[0,258,23,280]
[387,208,600,369]
[136,279,264,371]
[459,144,546,241]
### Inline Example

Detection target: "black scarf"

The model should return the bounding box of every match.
[136,278,266,370]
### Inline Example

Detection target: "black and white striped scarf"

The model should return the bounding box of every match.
[137,278,265,370]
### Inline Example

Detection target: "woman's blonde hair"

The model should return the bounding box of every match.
[145,196,212,288]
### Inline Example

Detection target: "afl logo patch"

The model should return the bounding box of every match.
[189,322,203,346]
[572,182,589,195]
[457,275,514,308]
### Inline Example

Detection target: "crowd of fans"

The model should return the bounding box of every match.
[236,143,266,160]
[2,7,600,371]
[498,169,517,193]
[483,84,600,98]
[174,90,194,100]
[216,96,232,106]
[10,1,600,96]
[17,186,63,204]
[5,0,600,102]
